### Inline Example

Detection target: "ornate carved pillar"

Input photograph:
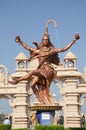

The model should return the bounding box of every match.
[62,77,81,128]
[57,51,83,128]
[12,80,29,129]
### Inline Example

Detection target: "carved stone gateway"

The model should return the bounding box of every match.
[0,52,32,129]
[0,51,86,128]
[57,51,86,128]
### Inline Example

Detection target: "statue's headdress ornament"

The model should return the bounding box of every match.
[42,19,57,40]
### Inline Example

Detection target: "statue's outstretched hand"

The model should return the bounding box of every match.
[75,32,80,40]
[15,36,21,43]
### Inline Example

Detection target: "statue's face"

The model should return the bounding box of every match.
[42,39,49,46]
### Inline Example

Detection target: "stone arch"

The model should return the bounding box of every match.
[0,64,9,85]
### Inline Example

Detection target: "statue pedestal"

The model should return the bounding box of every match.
[37,110,55,125]
[29,105,62,125]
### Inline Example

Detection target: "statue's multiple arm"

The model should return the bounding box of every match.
[56,32,80,53]
[29,33,80,60]
[15,36,37,52]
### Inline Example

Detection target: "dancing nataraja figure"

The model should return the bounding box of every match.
[9,20,80,105]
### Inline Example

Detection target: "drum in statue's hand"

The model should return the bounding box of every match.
[15,36,21,43]
[75,32,80,40]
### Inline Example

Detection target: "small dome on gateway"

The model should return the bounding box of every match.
[64,50,77,61]
[15,51,27,60]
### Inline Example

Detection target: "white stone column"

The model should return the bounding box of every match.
[12,80,29,129]
[62,77,81,128]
